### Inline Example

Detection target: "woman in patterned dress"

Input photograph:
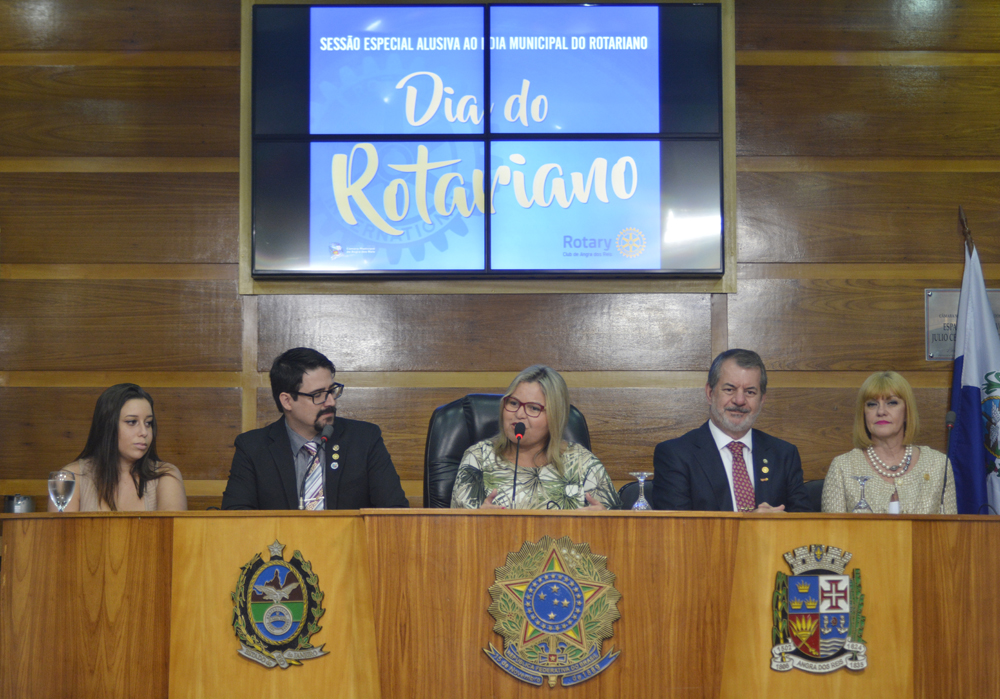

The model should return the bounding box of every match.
[450,365,620,510]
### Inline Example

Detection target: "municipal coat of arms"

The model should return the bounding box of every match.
[771,544,867,673]
[485,536,621,688]
[231,540,328,668]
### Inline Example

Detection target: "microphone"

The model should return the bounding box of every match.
[943,411,957,510]
[512,422,526,508]
[319,424,334,443]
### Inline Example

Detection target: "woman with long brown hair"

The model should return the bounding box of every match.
[50,383,187,511]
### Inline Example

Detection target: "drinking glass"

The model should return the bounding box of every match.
[851,476,873,513]
[48,470,76,513]
[628,472,653,511]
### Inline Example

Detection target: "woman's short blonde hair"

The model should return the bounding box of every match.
[852,371,920,449]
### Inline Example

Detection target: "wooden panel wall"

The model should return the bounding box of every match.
[0,0,243,510]
[1,0,998,508]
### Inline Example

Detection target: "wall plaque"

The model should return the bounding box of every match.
[925,289,1000,361]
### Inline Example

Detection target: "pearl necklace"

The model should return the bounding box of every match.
[867,444,912,479]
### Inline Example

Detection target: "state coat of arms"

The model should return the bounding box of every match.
[485,536,621,688]
[231,540,328,668]
[771,544,867,674]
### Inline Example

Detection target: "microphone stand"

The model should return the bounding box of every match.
[512,436,521,507]
[944,411,956,511]
[511,422,526,508]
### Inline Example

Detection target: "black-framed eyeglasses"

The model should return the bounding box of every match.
[292,383,345,405]
[503,396,545,418]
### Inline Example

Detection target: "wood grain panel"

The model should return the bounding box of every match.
[739,263,995,283]
[0,280,242,371]
[728,278,951,372]
[0,516,172,698]
[738,51,1000,68]
[737,66,1000,158]
[1,264,237,280]
[0,51,240,68]
[0,0,240,52]
[739,157,1000,173]
[366,511,739,699]
[738,172,1000,264]
[913,520,1000,698]
[736,0,1000,52]
[0,156,240,172]
[0,66,238,157]
[754,387,949,482]
[0,387,240,481]
[257,386,708,485]
[184,495,223,511]
[721,517,913,697]
[258,294,712,373]
[169,515,380,699]
[0,173,238,264]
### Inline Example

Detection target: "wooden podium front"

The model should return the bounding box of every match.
[2,511,999,699]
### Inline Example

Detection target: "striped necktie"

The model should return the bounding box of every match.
[727,441,756,512]
[300,440,325,510]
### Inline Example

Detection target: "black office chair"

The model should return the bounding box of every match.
[423,393,592,508]
[805,479,825,513]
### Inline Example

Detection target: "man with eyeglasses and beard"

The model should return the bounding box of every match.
[222,347,408,510]
[652,349,810,513]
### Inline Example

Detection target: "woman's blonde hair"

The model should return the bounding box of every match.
[493,365,570,475]
[852,371,920,449]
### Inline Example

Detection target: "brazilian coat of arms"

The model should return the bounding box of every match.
[485,536,621,688]
[771,544,867,674]
[231,540,328,668]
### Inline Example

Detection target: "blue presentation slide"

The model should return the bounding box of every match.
[309,141,486,270]
[490,141,662,271]
[310,6,485,135]
[490,6,659,134]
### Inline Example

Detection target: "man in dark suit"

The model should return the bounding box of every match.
[222,347,409,510]
[652,349,809,513]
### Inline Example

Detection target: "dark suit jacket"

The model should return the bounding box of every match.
[221,416,409,510]
[652,421,810,512]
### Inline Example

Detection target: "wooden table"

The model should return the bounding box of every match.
[2,510,997,698]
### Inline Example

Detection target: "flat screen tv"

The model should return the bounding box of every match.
[252,3,724,277]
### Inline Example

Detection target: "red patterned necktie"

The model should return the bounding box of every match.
[727,441,756,512]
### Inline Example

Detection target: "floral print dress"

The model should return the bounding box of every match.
[450,440,621,510]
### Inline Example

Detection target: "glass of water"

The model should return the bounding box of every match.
[852,476,873,513]
[48,471,76,512]
[628,471,653,511]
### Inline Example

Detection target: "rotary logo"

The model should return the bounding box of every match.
[485,536,620,688]
[771,544,867,674]
[615,227,646,258]
[231,540,328,669]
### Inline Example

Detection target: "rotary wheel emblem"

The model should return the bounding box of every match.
[615,227,646,258]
